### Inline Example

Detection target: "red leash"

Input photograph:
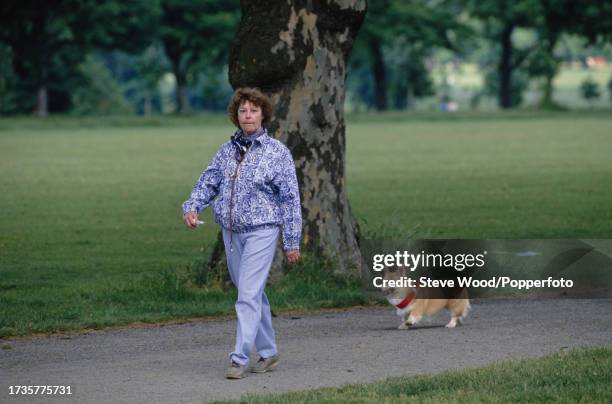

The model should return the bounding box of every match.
[395,289,416,309]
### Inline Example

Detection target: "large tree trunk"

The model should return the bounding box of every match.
[405,63,415,111]
[171,61,190,114]
[541,72,554,107]
[143,91,153,116]
[498,24,514,109]
[406,83,415,111]
[219,0,366,277]
[36,85,48,117]
[369,37,387,111]
[539,34,559,108]
[35,59,49,118]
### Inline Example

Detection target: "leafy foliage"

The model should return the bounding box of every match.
[580,77,601,104]
[349,0,474,110]
[159,0,240,113]
[0,0,161,114]
[71,54,132,115]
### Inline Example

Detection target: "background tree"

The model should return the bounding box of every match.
[527,0,578,108]
[0,43,18,114]
[465,0,537,108]
[98,45,171,116]
[225,0,367,275]
[351,0,474,111]
[135,44,171,116]
[386,41,435,110]
[0,0,160,116]
[159,0,239,114]
[70,54,132,115]
[385,0,474,110]
[580,77,601,108]
[570,0,612,46]
[356,0,392,110]
[528,0,612,108]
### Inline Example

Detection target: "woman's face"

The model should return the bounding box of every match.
[238,100,263,135]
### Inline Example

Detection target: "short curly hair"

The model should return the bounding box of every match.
[227,87,273,128]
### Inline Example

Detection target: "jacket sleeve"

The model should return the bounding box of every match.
[273,147,303,251]
[182,145,227,215]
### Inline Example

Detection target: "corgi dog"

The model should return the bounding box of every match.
[381,268,471,330]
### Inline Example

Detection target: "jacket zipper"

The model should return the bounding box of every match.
[228,152,247,252]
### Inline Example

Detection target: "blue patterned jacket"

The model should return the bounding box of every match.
[182,128,302,251]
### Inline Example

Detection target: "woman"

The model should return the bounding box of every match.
[182,87,302,379]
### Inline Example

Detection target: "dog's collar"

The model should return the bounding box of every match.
[395,289,416,309]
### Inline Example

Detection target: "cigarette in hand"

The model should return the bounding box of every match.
[196,220,205,225]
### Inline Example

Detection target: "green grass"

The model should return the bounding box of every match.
[0,249,372,337]
[1,111,611,337]
[347,111,612,238]
[213,346,612,403]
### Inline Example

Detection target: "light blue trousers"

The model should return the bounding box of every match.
[222,226,279,366]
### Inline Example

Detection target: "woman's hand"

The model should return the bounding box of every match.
[285,250,300,265]
[183,212,199,229]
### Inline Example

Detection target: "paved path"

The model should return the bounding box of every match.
[1,298,611,403]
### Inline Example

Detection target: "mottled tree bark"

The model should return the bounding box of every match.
[220,0,366,276]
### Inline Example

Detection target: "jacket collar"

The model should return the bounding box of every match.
[238,127,270,146]
[258,131,271,145]
[250,127,270,146]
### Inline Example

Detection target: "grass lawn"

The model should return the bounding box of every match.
[212,346,612,403]
[348,111,612,238]
[1,110,611,337]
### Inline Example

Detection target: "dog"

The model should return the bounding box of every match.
[381,268,471,330]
